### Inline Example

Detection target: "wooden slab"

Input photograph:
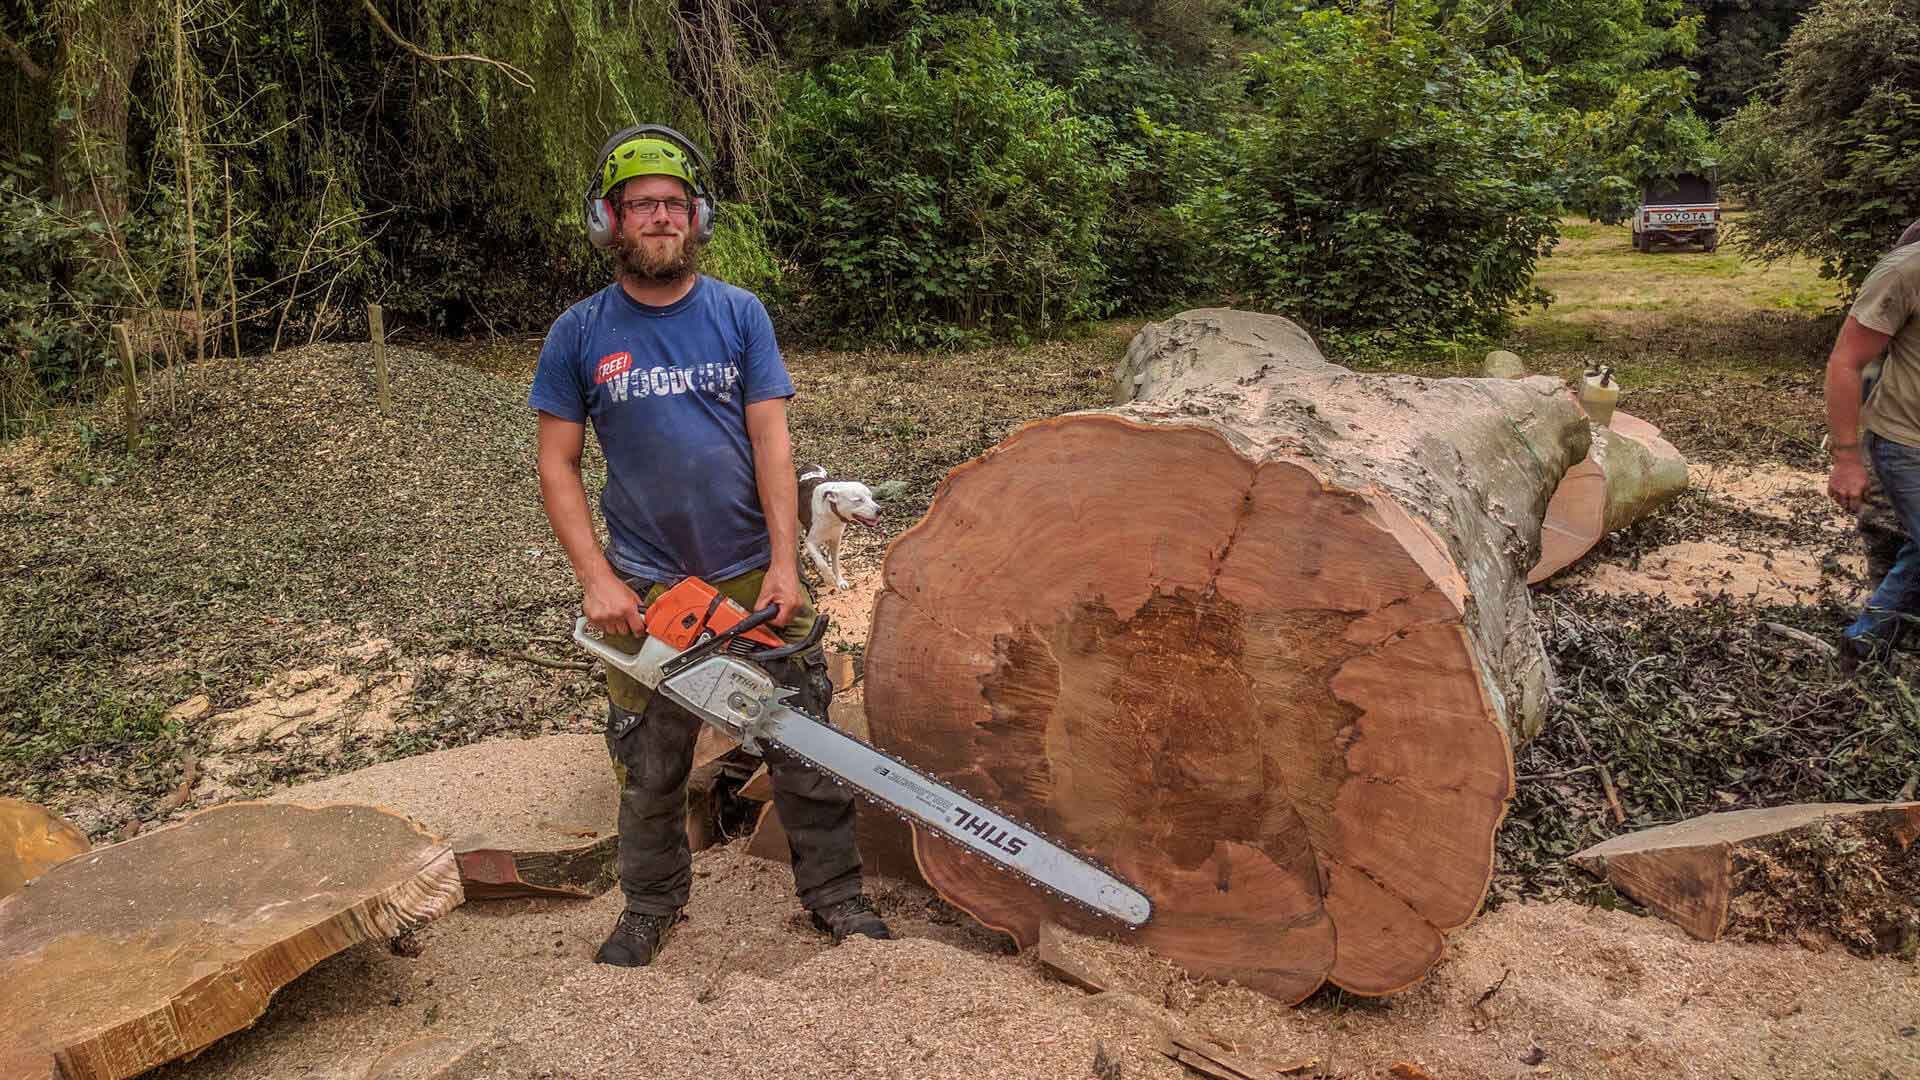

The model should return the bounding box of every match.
[738,764,773,802]
[275,735,618,899]
[0,798,90,899]
[0,802,461,1080]
[1573,802,1920,946]
[1037,921,1110,993]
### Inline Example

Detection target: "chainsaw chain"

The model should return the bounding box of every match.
[763,701,1145,928]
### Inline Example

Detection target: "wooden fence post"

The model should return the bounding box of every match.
[113,323,140,451]
[368,303,390,415]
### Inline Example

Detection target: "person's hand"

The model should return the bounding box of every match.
[583,572,645,638]
[754,563,804,628]
[1828,450,1870,514]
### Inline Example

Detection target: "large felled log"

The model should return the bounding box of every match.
[0,802,461,1080]
[274,735,618,899]
[1573,802,1920,951]
[1528,410,1688,583]
[0,798,90,899]
[866,309,1590,1002]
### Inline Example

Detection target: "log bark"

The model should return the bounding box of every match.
[0,802,462,1080]
[1573,802,1920,951]
[0,798,90,899]
[1529,410,1688,584]
[274,735,617,900]
[866,308,1590,1001]
[49,0,156,246]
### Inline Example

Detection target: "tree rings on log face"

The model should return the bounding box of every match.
[867,416,1514,1003]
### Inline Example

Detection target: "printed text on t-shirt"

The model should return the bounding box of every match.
[601,360,741,404]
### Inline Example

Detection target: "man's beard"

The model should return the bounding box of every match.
[614,230,700,284]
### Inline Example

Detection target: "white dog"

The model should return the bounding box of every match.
[797,464,881,591]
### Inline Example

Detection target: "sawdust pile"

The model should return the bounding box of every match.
[151,845,1919,1080]
[1562,539,1852,605]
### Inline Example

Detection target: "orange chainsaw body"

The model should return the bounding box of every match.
[643,577,784,651]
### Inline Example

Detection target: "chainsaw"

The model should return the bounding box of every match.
[571,577,1152,928]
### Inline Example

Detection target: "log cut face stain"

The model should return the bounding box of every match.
[869,413,1513,1003]
[977,590,1360,880]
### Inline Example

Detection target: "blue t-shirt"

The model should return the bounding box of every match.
[528,276,795,583]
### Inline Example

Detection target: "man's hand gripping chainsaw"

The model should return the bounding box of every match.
[572,577,1152,928]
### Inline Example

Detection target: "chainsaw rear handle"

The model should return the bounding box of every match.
[570,617,660,683]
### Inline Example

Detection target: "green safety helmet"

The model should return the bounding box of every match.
[598,137,698,197]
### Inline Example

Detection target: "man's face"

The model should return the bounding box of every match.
[612,173,699,283]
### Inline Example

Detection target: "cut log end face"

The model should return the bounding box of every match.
[0,798,90,898]
[870,417,1517,1002]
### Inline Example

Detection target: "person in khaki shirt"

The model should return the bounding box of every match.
[1827,219,1920,665]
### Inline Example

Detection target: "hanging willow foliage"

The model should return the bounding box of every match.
[0,0,780,419]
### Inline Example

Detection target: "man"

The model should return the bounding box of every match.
[1826,218,1920,666]
[529,124,891,966]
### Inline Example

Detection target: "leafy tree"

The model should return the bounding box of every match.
[1443,0,1714,220]
[1682,0,1815,121]
[1157,9,1562,339]
[771,15,1129,344]
[1722,0,1920,287]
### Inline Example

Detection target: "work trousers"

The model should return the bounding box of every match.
[1846,433,1920,653]
[600,569,863,916]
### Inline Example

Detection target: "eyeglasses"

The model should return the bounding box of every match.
[619,197,694,219]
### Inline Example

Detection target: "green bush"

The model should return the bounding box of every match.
[0,156,126,430]
[1157,11,1562,339]
[1721,0,1920,288]
[770,16,1131,346]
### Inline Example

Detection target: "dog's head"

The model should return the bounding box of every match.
[819,481,881,528]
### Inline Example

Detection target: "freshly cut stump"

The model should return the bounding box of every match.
[1573,802,1920,951]
[0,802,461,1080]
[0,797,90,898]
[1529,410,1688,583]
[867,309,1590,1001]
[275,735,618,899]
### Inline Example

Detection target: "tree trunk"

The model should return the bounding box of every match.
[864,309,1590,1002]
[50,0,156,242]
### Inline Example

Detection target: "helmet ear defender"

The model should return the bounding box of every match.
[584,123,718,250]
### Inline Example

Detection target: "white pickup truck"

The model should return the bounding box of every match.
[1631,173,1720,253]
